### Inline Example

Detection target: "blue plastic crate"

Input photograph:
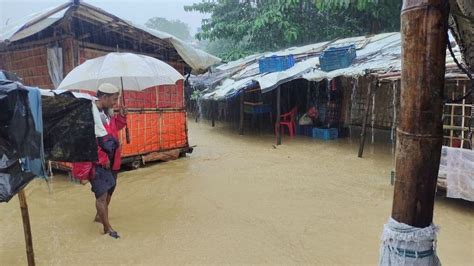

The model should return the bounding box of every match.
[319,44,356,72]
[311,127,338,140]
[259,55,295,73]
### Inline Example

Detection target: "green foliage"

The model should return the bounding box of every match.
[185,0,402,59]
[145,17,192,41]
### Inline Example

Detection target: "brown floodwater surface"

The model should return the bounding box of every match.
[1,121,473,265]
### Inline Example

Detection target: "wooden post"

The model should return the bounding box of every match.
[211,101,216,127]
[461,84,466,148]
[449,92,455,146]
[239,92,244,135]
[18,189,35,266]
[358,80,373,157]
[391,0,449,227]
[276,86,282,145]
[306,81,311,110]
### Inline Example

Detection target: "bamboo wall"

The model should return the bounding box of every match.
[0,47,53,88]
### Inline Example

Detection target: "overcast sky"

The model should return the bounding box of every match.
[0,0,207,34]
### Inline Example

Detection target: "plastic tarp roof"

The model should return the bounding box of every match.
[130,24,221,73]
[0,3,69,42]
[0,1,220,73]
[199,31,465,101]
[303,33,401,81]
[201,57,317,100]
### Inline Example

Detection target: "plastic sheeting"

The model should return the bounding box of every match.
[380,218,440,266]
[196,31,465,101]
[0,81,98,202]
[47,46,64,88]
[24,87,46,177]
[0,81,38,202]
[130,24,221,74]
[0,156,35,203]
[439,146,474,201]
[42,92,97,162]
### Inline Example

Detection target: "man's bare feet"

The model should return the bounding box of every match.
[104,228,120,239]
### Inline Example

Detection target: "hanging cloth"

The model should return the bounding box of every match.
[47,46,63,88]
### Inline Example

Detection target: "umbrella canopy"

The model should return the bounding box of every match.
[57,52,184,91]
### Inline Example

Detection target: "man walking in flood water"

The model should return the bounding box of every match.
[91,83,127,239]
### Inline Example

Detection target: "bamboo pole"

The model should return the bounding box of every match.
[392,0,449,227]
[239,92,244,135]
[461,84,466,147]
[276,86,282,145]
[18,189,35,266]
[358,80,373,158]
[211,101,216,127]
[450,92,455,146]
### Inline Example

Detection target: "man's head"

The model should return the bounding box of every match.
[97,83,120,109]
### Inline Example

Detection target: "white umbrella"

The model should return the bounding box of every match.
[57,52,184,91]
[58,52,184,143]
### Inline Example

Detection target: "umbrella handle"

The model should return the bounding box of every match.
[120,76,131,144]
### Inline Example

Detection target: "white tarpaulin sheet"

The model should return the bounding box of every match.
[0,4,68,42]
[255,57,320,93]
[439,146,474,202]
[202,76,255,100]
[131,24,221,73]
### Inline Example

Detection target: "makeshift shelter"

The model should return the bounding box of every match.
[0,0,221,170]
[192,33,469,146]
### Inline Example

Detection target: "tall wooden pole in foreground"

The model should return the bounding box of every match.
[392,0,449,227]
[18,189,35,266]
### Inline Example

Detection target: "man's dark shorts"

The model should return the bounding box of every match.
[90,166,117,198]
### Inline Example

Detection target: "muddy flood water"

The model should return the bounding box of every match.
[1,120,473,265]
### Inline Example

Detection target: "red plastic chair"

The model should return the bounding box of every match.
[275,106,298,137]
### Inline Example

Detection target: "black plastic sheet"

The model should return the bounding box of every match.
[0,153,35,202]
[0,81,37,202]
[42,92,97,162]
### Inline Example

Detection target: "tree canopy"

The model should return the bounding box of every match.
[185,0,401,61]
[145,17,192,41]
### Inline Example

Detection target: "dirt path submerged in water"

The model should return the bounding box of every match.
[1,121,473,265]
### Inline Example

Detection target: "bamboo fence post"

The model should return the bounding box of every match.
[358,79,373,157]
[18,189,35,266]
[450,92,455,146]
[461,84,466,147]
[239,92,244,135]
[211,101,216,127]
[276,86,282,145]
